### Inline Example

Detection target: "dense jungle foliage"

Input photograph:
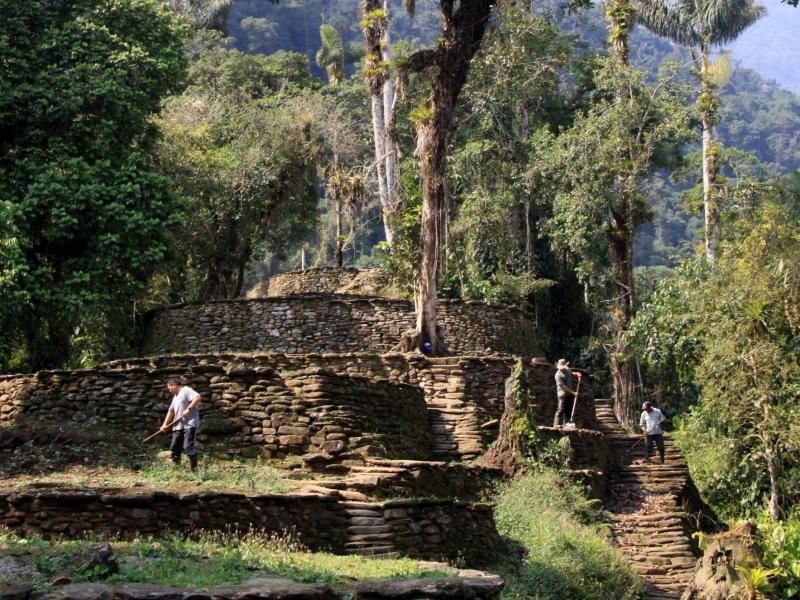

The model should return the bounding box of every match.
[2,0,800,593]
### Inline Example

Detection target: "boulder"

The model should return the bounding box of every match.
[31,583,113,600]
[0,584,31,600]
[207,577,336,599]
[353,575,504,599]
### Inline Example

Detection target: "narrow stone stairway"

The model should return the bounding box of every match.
[595,399,699,600]
[342,500,398,557]
[421,358,486,460]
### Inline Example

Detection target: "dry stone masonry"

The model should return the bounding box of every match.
[1,353,596,461]
[596,398,711,600]
[141,294,541,357]
[252,266,391,298]
[0,489,502,568]
[0,266,710,598]
[0,363,430,462]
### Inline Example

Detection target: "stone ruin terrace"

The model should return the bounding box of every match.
[0,268,711,599]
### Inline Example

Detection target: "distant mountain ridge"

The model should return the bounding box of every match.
[730,0,799,94]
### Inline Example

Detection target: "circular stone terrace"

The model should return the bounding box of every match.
[140,294,541,357]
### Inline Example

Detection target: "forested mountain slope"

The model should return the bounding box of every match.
[226,0,800,270]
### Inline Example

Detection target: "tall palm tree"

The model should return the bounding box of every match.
[362,2,402,249]
[316,24,346,86]
[633,0,765,262]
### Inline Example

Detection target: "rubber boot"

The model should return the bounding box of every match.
[660,453,665,464]
[189,454,198,471]
[172,454,181,466]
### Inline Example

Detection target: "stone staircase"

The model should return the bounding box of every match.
[595,398,699,599]
[421,358,485,459]
[342,501,397,557]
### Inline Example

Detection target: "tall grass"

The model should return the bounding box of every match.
[493,470,641,600]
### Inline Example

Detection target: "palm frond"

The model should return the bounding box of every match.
[635,0,764,48]
[633,0,698,46]
[699,0,765,44]
[319,23,344,54]
[316,23,345,74]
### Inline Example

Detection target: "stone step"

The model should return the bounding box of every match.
[601,402,702,599]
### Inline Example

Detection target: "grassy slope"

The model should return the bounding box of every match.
[493,471,641,600]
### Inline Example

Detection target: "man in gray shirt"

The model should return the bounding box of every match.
[160,378,202,470]
[639,401,666,464]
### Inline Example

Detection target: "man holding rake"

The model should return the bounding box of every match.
[160,378,202,471]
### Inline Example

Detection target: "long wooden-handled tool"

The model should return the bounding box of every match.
[564,375,581,430]
[625,436,644,455]
[141,415,180,444]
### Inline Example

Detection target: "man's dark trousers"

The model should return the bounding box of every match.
[554,394,575,427]
[645,433,665,463]
[170,427,198,469]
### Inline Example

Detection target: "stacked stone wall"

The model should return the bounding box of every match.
[383,499,501,565]
[0,490,500,567]
[0,354,596,460]
[0,366,430,461]
[535,427,610,472]
[249,267,391,298]
[98,353,596,455]
[141,295,540,357]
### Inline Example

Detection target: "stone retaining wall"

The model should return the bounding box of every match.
[248,267,392,298]
[0,353,596,460]
[535,427,611,472]
[0,490,501,568]
[102,353,597,455]
[0,366,430,462]
[140,295,540,357]
[2,576,505,600]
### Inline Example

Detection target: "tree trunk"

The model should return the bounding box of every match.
[363,1,398,248]
[607,0,631,65]
[484,359,534,474]
[606,3,637,423]
[415,114,445,353]
[609,198,637,423]
[336,194,344,267]
[406,0,494,355]
[369,93,392,245]
[700,48,720,263]
[764,443,781,521]
[381,0,401,233]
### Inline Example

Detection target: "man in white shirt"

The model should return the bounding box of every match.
[639,401,666,464]
[160,378,202,470]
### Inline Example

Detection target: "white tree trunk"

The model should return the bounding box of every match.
[381,0,400,227]
[701,50,718,263]
[765,443,781,521]
[369,94,393,247]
